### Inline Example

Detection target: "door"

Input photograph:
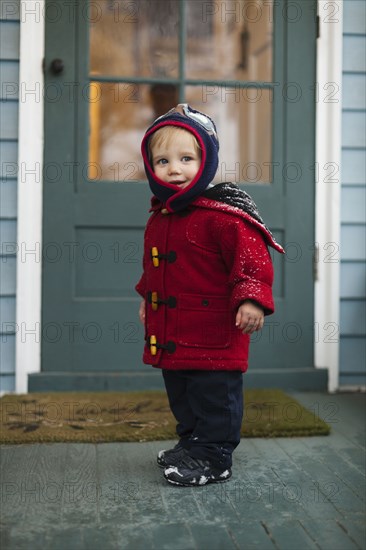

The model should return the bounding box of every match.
[31,0,327,391]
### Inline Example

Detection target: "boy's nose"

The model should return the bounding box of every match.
[168,162,181,174]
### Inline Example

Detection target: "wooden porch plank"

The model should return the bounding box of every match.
[187,481,242,524]
[226,521,277,549]
[60,443,99,525]
[293,427,365,477]
[0,527,48,550]
[336,519,366,549]
[18,443,66,528]
[250,438,345,521]
[275,438,364,516]
[300,519,361,550]
[94,442,165,526]
[149,522,197,550]
[43,527,84,550]
[332,445,366,475]
[230,438,340,521]
[82,525,120,549]
[114,524,154,549]
[188,523,237,550]
[0,444,41,524]
[263,519,319,549]
[298,438,365,501]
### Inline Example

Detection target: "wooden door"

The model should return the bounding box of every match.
[31,0,327,391]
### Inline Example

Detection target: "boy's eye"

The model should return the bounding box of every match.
[156,158,168,165]
[182,156,192,162]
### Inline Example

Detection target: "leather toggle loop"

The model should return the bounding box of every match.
[148,292,177,310]
[148,336,176,355]
[151,248,177,266]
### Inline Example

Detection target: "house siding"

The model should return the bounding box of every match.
[1,1,363,392]
[0,1,20,392]
[340,1,366,386]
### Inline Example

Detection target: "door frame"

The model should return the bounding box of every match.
[14,0,44,393]
[314,0,343,392]
[14,1,343,393]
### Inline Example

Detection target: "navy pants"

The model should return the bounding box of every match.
[162,369,244,469]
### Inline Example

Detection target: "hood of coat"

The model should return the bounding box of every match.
[141,104,219,213]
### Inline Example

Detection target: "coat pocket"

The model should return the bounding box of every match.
[177,294,231,348]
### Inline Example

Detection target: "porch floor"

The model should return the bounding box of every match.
[1,392,365,550]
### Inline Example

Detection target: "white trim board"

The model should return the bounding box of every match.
[314,1,343,392]
[15,1,45,393]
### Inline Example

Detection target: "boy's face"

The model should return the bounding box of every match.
[151,131,201,190]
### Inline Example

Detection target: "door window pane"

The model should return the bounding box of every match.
[90,1,179,78]
[186,86,273,184]
[88,82,179,181]
[186,0,273,82]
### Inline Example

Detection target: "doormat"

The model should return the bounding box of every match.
[0,389,330,444]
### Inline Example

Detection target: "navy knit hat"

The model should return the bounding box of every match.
[141,104,219,213]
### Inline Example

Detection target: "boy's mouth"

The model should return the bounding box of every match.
[169,180,187,186]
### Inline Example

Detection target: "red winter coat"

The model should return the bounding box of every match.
[135,196,284,372]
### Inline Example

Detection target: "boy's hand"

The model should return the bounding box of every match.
[139,300,146,324]
[235,300,264,334]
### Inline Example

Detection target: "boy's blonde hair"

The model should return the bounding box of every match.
[148,126,201,162]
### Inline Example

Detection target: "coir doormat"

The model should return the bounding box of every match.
[0,389,330,444]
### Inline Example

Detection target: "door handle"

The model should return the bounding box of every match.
[50,59,64,75]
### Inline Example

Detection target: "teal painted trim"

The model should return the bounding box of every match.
[342,146,366,151]
[178,0,186,102]
[340,297,366,303]
[342,184,366,188]
[341,221,366,226]
[28,368,328,392]
[273,0,284,188]
[0,19,19,26]
[339,376,366,386]
[83,180,148,186]
[89,75,275,88]
[343,32,366,38]
[339,372,366,377]
[343,109,366,114]
[343,70,366,75]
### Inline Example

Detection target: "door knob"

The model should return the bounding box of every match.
[50,59,64,75]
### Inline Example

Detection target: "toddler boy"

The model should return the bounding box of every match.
[136,104,284,486]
